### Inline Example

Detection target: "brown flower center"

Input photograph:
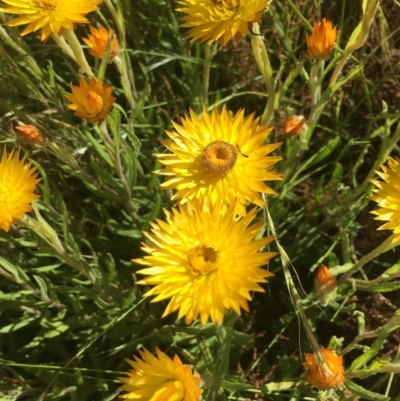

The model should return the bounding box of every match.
[83,91,103,116]
[202,140,237,175]
[189,245,218,275]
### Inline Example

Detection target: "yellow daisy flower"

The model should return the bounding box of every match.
[370,157,400,243]
[157,106,282,217]
[1,0,104,41]
[119,347,202,401]
[0,148,41,232]
[65,77,116,123]
[177,0,268,47]
[83,25,119,60]
[134,202,276,324]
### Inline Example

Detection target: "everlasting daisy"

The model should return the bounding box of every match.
[119,347,202,401]
[1,0,104,41]
[306,19,337,60]
[177,0,268,47]
[83,25,119,60]
[65,77,116,123]
[134,202,276,324]
[370,157,400,243]
[0,148,41,232]
[303,347,345,389]
[157,106,282,217]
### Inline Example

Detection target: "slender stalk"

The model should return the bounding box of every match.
[113,55,136,112]
[250,23,275,125]
[329,0,379,88]
[339,235,396,284]
[63,29,94,76]
[100,122,140,226]
[284,0,312,31]
[385,341,400,396]
[105,0,125,47]
[309,60,323,106]
[202,43,213,105]
[52,34,78,63]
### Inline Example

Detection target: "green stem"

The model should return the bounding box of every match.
[105,0,125,47]
[63,29,93,77]
[329,0,379,88]
[100,122,139,224]
[202,43,213,105]
[250,23,275,125]
[113,55,136,113]
[309,60,323,106]
[284,0,312,31]
[52,34,77,62]
[339,235,396,284]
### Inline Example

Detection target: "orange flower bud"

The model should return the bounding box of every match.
[303,347,345,389]
[306,19,337,60]
[284,115,307,137]
[315,264,336,306]
[316,264,336,291]
[83,25,119,60]
[15,125,43,144]
[65,77,116,123]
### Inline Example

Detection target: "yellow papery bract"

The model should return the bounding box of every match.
[0,148,41,232]
[119,347,202,401]
[133,203,276,325]
[65,77,116,123]
[370,157,400,243]
[177,0,268,47]
[156,106,282,217]
[1,0,104,41]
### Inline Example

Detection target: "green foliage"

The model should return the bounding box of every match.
[1,0,400,400]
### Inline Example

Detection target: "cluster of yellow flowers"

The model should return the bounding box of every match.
[0,0,399,399]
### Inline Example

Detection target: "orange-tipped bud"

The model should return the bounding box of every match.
[83,25,119,60]
[15,125,44,144]
[303,347,345,389]
[315,264,336,306]
[284,115,307,137]
[306,19,337,60]
[316,264,336,291]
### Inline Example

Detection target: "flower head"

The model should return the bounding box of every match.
[177,0,268,47]
[65,77,116,123]
[304,347,345,389]
[1,0,104,41]
[15,125,44,144]
[119,347,202,401]
[370,157,400,243]
[0,148,41,232]
[83,25,118,59]
[157,106,282,217]
[284,115,307,138]
[134,202,276,324]
[306,18,337,59]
